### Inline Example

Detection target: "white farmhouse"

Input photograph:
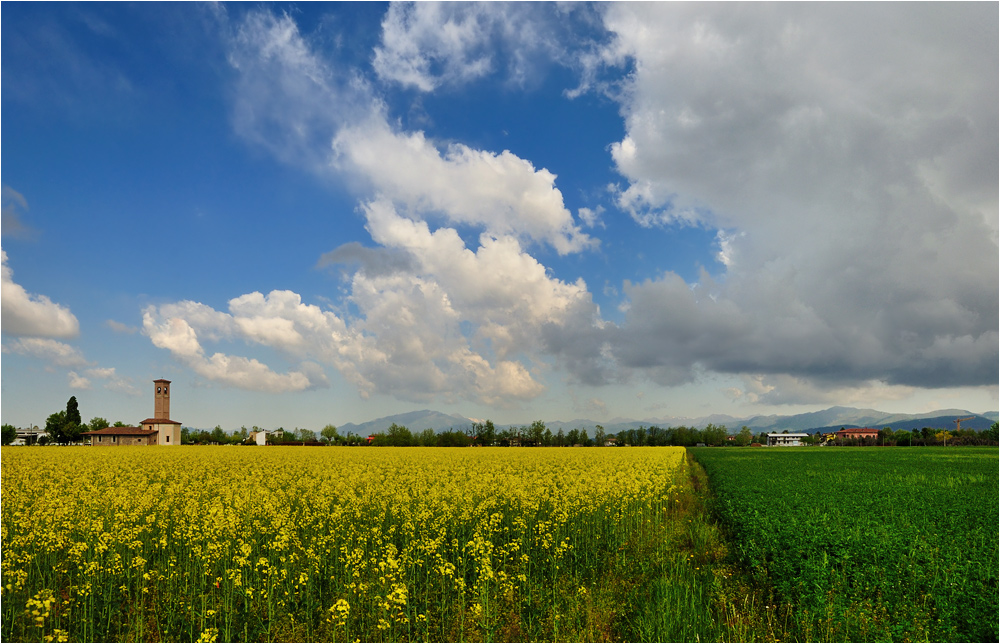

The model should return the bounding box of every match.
[766,432,810,446]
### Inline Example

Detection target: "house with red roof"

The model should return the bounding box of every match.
[834,427,879,440]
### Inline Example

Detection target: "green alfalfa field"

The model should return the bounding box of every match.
[688,446,998,642]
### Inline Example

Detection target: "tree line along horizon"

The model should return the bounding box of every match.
[4,395,998,447]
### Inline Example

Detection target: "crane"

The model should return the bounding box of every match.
[953,416,975,433]
[945,416,976,447]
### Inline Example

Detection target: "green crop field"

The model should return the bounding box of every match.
[3,446,995,642]
[690,447,999,642]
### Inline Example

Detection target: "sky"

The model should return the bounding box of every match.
[2,2,997,431]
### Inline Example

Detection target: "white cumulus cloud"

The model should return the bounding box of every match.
[334,119,594,254]
[144,6,600,405]
[373,2,586,91]
[1,250,79,338]
[4,337,89,367]
[141,199,595,405]
[142,301,329,394]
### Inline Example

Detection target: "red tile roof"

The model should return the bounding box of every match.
[83,427,158,436]
[835,427,879,436]
[140,418,182,425]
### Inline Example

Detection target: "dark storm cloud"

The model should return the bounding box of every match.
[555,3,999,396]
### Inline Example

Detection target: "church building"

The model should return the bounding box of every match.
[83,379,182,446]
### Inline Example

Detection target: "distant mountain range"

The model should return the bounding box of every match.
[809,415,996,434]
[338,410,478,436]
[337,406,999,436]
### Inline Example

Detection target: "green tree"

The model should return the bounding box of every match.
[594,424,607,447]
[2,424,17,445]
[472,420,496,446]
[321,424,340,444]
[88,417,110,432]
[210,425,229,444]
[297,427,317,443]
[735,426,753,447]
[671,426,695,446]
[529,420,546,447]
[418,428,436,446]
[65,396,82,427]
[55,396,85,444]
[386,423,414,446]
[437,430,471,447]
[703,424,728,446]
[45,410,67,444]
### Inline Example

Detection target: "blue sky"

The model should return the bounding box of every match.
[3,2,997,431]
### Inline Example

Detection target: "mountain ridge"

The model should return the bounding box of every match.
[334,407,998,435]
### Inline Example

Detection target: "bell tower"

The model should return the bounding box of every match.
[154,379,171,420]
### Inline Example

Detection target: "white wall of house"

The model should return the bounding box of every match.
[766,433,810,446]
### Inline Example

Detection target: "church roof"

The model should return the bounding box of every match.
[141,418,182,425]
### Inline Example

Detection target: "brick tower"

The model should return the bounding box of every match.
[154,379,171,419]
[142,379,181,445]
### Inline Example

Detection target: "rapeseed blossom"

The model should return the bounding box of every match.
[1,446,685,642]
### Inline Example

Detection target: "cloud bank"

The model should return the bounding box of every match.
[143,5,996,407]
[581,4,998,396]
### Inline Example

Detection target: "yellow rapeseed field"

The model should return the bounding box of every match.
[1,446,687,642]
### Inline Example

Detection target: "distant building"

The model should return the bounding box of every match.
[247,429,284,446]
[834,428,879,441]
[766,433,809,446]
[11,426,47,446]
[83,379,182,446]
